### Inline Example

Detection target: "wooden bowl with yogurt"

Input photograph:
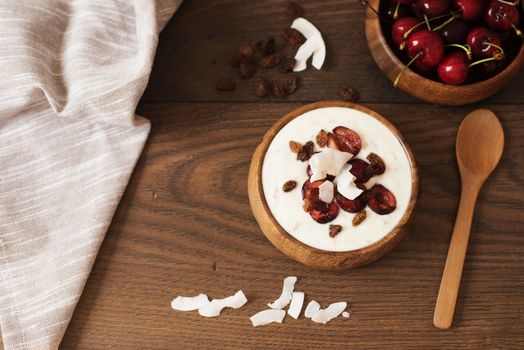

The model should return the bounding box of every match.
[248,101,419,269]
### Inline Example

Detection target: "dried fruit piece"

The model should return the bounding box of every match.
[349,158,372,184]
[367,153,386,176]
[332,126,362,155]
[279,57,297,73]
[239,57,256,79]
[316,129,328,147]
[338,85,359,102]
[230,52,244,67]
[366,184,397,215]
[260,53,283,68]
[272,80,287,98]
[329,224,342,238]
[335,190,366,213]
[310,201,339,224]
[297,140,314,161]
[286,1,304,20]
[352,210,367,226]
[256,36,276,56]
[285,77,298,95]
[215,79,236,91]
[282,180,297,192]
[238,44,254,58]
[254,77,270,97]
[282,27,306,47]
[289,140,302,153]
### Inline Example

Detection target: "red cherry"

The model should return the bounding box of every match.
[439,18,469,44]
[475,56,506,78]
[392,17,421,47]
[366,185,397,215]
[334,190,366,213]
[306,165,335,181]
[310,201,339,224]
[453,0,485,21]
[405,29,445,71]
[301,179,326,201]
[416,0,452,18]
[484,1,520,33]
[437,52,469,85]
[466,27,503,59]
[348,158,372,183]
[330,126,362,155]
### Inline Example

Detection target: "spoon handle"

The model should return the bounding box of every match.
[434,181,479,330]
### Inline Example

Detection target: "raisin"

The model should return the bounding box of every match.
[238,44,253,58]
[230,52,244,67]
[260,53,283,69]
[352,210,367,226]
[282,180,298,192]
[289,140,303,153]
[279,57,296,73]
[254,77,270,97]
[316,129,328,147]
[367,153,386,175]
[256,36,276,56]
[338,85,359,102]
[297,141,314,161]
[271,80,287,98]
[215,79,236,91]
[282,28,306,47]
[285,77,298,95]
[286,2,304,20]
[329,224,343,238]
[239,57,256,79]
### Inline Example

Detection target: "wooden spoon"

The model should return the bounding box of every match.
[434,109,504,330]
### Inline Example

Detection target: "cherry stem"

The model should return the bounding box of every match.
[402,13,452,40]
[446,43,472,60]
[468,56,499,68]
[511,24,523,38]
[393,1,401,19]
[394,52,423,87]
[424,14,431,30]
[496,0,520,6]
[432,15,456,32]
[482,41,505,59]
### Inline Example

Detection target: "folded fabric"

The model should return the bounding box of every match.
[0,0,181,348]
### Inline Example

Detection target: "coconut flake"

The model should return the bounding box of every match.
[304,300,321,318]
[318,181,334,203]
[293,36,321,72]
[198,290,248,317]
[287,292,305,319]
[171,294,210,311]
[311,302,347,324]
[250,309,286,327]
[309,149,352,182]
[267,276,297,309]
[312,44,326,70]
[292,18,322,39]
[334,163,363,200]
[291,18,326,71]
[342,311,351,318]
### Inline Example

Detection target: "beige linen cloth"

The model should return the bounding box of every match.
[0,0,181,348]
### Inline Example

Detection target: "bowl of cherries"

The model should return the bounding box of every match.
[364,0,524,105]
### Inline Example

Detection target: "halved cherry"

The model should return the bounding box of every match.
[331,126,362,155]
[310,201,339,224]
[301,179,326,201]
[348,159,372,183]
[306,165,335,181]
[366,184,397,215]
[334,190,366,213]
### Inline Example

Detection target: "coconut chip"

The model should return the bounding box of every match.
[318,181,334,203]
[287,292,305,319]
[335,163,363,200]
[267,276,297,309]
[250,309,286,327]
[198,290,248,317]
[311,302,347,324]
[342,311,351,318]
[171,293,210,311]
[309,148,352,182]
[304,300,321,318]
[291,18,326,71]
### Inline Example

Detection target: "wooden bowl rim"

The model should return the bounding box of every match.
[365,0,524,91]
[251,100,419,264]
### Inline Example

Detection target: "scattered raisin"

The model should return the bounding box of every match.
[367,153,386,175]
[230,52,244,67]
[279,57,296,73]
[316,129,329,147]
[238,44,254,58]
[282,28,306,47]
[272,80,287,98]
[329,224,343,238]
[285,77,298,95]
[338,85,359,102]
[239,57,256,79]
[352,210,367,226]
[282,180,298,192]
[303,198,314,212]
[254,77,270,97]
[215,79,236,91]
[289,140,303,153]
[256,36,276,56]
[297,141,314,161]
[286,2,304,20]
[260,53,283,69]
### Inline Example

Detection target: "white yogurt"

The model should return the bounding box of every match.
[261,107,413,252]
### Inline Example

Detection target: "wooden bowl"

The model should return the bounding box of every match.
[365,0,524,105]
[247,101,419,270]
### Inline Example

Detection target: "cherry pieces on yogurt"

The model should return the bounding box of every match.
[328,126,362,155]
[366,184,397,215]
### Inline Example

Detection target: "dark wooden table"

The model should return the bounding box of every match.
[59,1,524,349]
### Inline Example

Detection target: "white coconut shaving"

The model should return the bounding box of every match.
[304,300,321,318]
[287,292,305,319]
[334,163,363,200]
[342,311,351,318]
[171,293,210,311]
[198,290,248,317]
[250,309,286,327]
[267,276,297,309]
[318,181,334,203]
[291,17,326,71]
[311,302,348,324]
[309,148,352,182]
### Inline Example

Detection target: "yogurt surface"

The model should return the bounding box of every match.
[261,107,413,252]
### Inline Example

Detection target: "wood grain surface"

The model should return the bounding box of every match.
[11,0,524,349]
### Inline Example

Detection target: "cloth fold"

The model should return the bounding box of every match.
[0,1,181,348]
